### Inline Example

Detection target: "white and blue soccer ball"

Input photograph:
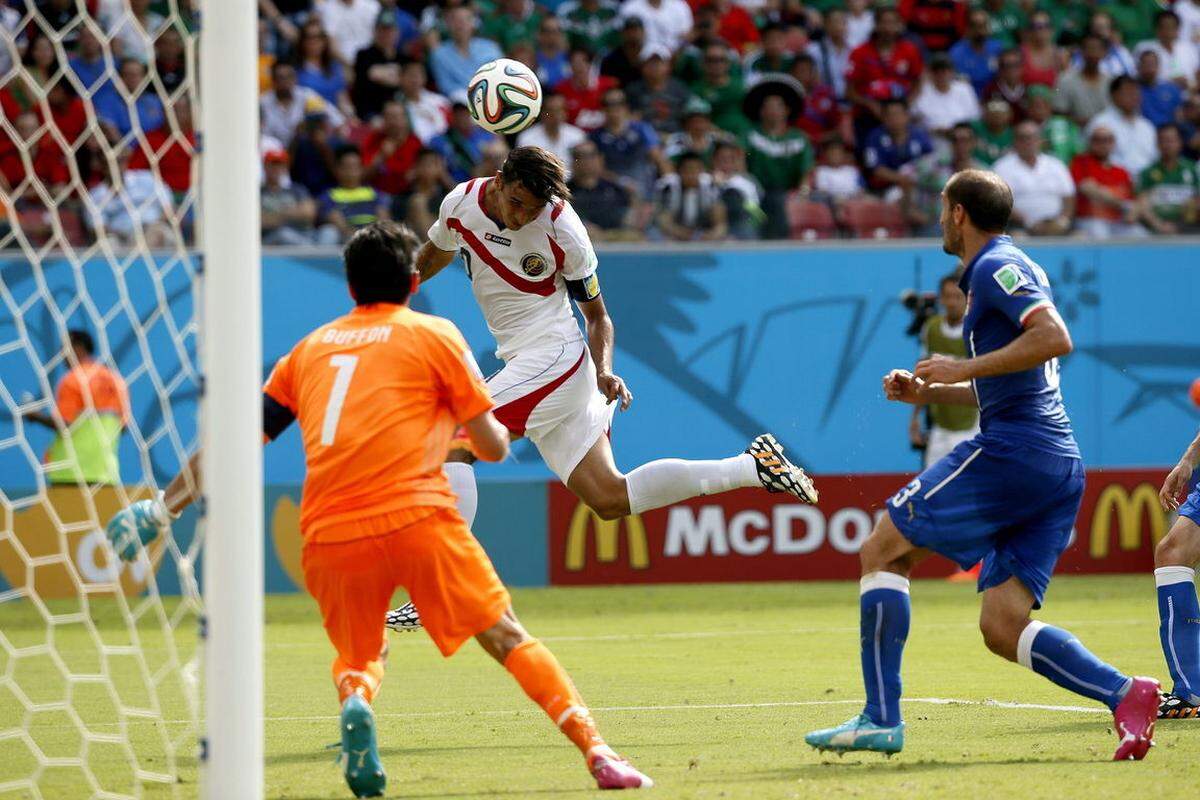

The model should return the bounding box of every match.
[467,58,543,135]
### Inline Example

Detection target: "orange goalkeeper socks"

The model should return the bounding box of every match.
[504,638,611,759]
[333,656,385,704]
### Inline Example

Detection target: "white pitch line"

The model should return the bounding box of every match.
[261,617,1148,649]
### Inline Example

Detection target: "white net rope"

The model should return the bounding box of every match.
[0,2,203,797]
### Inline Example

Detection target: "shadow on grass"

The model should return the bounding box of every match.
[266,740,684,767]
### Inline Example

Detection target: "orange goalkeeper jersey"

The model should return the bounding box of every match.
[263,303,493,543]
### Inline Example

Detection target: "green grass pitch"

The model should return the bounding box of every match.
[2,575,1198,798]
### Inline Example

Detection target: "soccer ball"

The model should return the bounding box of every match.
[467,58,543,135]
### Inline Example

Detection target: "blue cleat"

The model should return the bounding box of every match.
[340,694,386,797]
[805,713,905,756]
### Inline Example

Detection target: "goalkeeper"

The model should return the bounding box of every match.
[104,221,651,796]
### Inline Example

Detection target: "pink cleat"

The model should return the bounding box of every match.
[1112,676,1160,761]
[589,753,654,790]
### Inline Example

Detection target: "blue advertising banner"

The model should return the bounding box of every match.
[2,241,1197,591]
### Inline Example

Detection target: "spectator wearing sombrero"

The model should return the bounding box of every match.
[742,74,813,239]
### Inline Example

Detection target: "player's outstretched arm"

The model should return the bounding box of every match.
[576,292,632,410]
[104,451,199,562]
[415,240,456,283]
[882,369,975,406]
[462,410,510,462]
[106,390,295,562]
[914,306,1071,385]
[1161,430,1200,511]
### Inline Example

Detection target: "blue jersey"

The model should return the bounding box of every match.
[960,235,1079,459]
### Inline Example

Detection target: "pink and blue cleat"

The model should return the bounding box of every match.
[1112,676,1160,761]
[589,753,654,790]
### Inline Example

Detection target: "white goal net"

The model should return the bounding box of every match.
[0,2,258,797]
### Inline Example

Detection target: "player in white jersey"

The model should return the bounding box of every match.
[386,146,817,633]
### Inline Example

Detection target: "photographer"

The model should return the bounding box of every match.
[909,272,979,469]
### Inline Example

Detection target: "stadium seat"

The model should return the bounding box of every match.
[840,198,909,239]
[786,195,838,240]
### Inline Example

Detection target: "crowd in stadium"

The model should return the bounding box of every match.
[2,0,1200,246]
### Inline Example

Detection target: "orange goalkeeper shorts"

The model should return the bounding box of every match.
[300,506,511,664]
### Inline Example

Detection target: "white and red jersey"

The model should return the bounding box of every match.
[428,177,599,361]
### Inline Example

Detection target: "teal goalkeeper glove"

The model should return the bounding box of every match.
[105,493,174,562]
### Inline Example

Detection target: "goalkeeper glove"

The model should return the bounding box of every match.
[106,492,176,562]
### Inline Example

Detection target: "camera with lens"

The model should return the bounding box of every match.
[899,289,938,337]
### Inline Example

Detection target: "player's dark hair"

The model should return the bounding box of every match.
[676,150,705,169]
[343,221,421,305]
[500,145,571,203]
[334,144,361,163]
[944,169,1012,233]
[68,329,94,356]
[939,272,960,291]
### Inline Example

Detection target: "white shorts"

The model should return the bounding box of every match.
[924,424,980,469]
[489,338,615,481]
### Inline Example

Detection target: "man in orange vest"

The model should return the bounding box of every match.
[24,329,130,486]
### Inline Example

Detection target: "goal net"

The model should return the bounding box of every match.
[0,2,260,797]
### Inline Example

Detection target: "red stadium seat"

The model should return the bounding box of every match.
[840,198,909,239]
[786,195,838,240]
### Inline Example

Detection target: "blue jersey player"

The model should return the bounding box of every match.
[1154,429,1200,718]
[805,169,1160,761]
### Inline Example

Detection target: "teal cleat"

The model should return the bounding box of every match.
[340,694,386,797]
[805,713,905,756]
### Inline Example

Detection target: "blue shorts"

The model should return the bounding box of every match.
[1180,477,1200,527]
[886,435,1085,608]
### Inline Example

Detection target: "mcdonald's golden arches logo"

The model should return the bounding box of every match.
[564,502,649,572]
[1089,482,1167,559]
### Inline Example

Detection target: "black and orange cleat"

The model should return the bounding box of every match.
[1159,691,1200,719]
[747,434,818,504]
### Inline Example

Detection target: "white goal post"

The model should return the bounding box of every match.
[198,0,263,797]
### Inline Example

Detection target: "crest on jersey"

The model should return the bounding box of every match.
[521,253,548,277]
[993,264,1026,295]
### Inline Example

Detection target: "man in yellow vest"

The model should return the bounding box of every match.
[25,329,130,486]
[910,272,980,468]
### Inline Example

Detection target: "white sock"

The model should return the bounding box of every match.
[625,454,758,514]
[444,462,478,526]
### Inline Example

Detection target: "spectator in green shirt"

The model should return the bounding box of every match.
[1042,0,1091,45]
[743,88,812,239]
[481,0,543,52]
[744,23,795,82]
[1027,85,1085,165]
[980,0,1028,47]
[1105,0,1165,48]
[1137,123,1200,233]
[689,42,752,137]
[558,0,621,54]
[971,99,1015,165]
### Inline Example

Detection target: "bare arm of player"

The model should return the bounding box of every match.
[163,451,202,516]
[462,410,510,462]
[883,369,976,406]
[914,306,1072,385]
[1161,430,1200,511]
[576,293,633,411]
[415,240,456,282]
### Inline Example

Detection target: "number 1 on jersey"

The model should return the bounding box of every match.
[321,354,358,445]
